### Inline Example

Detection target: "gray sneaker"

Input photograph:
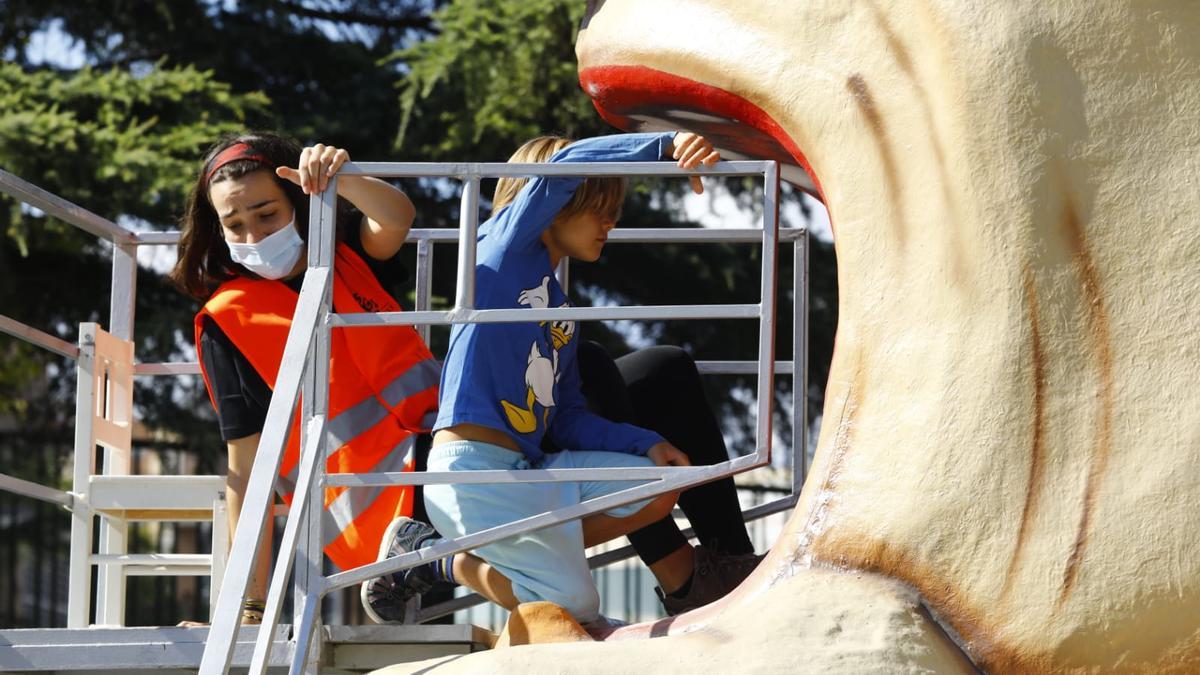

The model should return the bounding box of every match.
[656,545,763,616]
[360,516,441,624]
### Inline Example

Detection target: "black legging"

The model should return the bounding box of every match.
[574,341,754,565]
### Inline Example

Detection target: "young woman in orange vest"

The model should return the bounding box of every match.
[170,132,451,624]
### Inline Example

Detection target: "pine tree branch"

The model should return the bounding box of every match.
[275,1,435,32]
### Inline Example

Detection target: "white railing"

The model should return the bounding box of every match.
[0,168,230,629]
[0,159,810,673]
[200,159,798,674]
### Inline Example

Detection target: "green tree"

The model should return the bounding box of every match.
[0,61,269,450]
[396,0,604,159]
[0,0,440,152]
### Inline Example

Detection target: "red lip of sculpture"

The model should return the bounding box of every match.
[579,64,827,202]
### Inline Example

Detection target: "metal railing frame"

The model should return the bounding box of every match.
[0,169,226,628]
[201,159,795,675]
[0,160,810,673]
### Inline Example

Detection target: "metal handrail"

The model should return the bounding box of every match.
[0,172,139,531]
[0,222,800,379]
[0,472,73,508]
[127,226,807,246]
[0,168,804,501]
[0,168,138,245]
[0,314,81,359]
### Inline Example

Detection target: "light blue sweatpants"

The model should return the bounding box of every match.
[423,440,657,623]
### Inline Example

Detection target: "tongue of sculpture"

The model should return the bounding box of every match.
[372,2,1200,673]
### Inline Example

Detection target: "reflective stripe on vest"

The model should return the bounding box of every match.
[323,435,416,549]
[326,359,443,448]
[195,243,440,571]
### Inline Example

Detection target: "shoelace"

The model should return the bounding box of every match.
[392,522,438,557]
[367,575,407,607]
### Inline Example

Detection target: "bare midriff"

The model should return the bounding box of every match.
[433,423,523,454]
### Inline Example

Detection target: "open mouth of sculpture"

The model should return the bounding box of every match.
[576,66,833,642]
[578,65,825,200]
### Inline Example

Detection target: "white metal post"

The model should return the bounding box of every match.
[415,239,433,344]
[109,242,137,341]
[754,163,780,460]
[66,325,98,628]
[209,491,229,621]
[793,235,809,492]
[292,182,337,674]
[454,176,480,311]
[93,241,137,625]
[250,416,327,674]
[289,596,320,675]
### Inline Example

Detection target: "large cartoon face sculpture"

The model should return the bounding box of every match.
[573,0,1200,672]
[373,3,1199,674]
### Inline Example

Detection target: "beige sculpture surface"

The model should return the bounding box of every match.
[374,1,1200,672]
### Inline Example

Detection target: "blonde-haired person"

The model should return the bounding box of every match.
[365,132,761,629]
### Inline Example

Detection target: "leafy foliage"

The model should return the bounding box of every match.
[0,1,436,448]
[1,0,440,151]
[395,0,603,160]
[0,62,268,246]
[0,61,267,450]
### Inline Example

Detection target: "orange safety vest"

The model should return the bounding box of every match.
[195,243,440,570]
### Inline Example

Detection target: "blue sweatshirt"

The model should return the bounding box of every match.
[433,133,674,463]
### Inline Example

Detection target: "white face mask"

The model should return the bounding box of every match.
[225,215,304,280]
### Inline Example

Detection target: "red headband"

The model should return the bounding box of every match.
[204,143,269,184]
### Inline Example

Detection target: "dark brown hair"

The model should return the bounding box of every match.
[169,132,352,299]
[491,136,626,222]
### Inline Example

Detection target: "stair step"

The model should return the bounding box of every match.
[0,624,493,673]
[89,476,225,516]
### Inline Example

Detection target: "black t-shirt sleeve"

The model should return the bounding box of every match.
[198,316,273,441]
[344,214,410,298]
